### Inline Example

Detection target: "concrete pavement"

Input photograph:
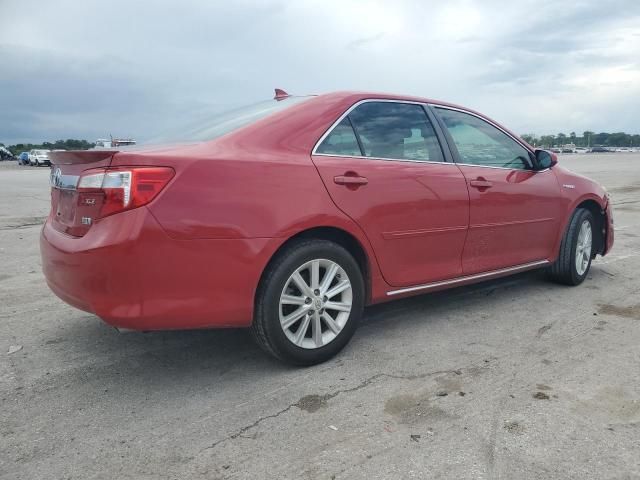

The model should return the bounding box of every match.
[1,155,639,479]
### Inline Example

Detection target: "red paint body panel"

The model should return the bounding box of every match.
[41,206,281,328]
[39,91,613,331]
[457,166,562,274]
[48,154,115,236]
[548,166,612,258]
[311,155,469,286]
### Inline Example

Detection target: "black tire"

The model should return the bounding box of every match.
[548,208,595,285]
[251,239,364,366]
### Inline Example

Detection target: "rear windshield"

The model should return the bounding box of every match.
[148,96,313,144]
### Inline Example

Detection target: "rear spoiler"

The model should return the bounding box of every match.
[48,150,119,165]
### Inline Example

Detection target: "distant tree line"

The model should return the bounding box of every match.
[1,139,94,155]
[3,131,640,154]
[521,132,640,148]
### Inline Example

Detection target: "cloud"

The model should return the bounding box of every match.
[0,0,638,144]
[346,33,386,50]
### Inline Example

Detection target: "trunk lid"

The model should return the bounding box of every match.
[49,150,118,236]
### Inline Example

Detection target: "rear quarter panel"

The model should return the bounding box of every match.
[114,145,388,304]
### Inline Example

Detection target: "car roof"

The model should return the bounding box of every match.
[307,91,532,150]
[135,90,533,157]
[313,90,473,113]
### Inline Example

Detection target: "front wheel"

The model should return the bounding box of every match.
[548,208,595,285]
[251,239,364,365]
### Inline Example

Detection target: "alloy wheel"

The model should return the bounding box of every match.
[279,259,352,349]
[575,220,592,276]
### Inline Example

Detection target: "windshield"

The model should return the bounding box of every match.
[148,96,313,144]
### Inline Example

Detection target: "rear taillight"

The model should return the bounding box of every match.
[77,167,174,218]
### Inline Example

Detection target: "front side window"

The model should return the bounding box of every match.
[435,108,532,170]
[315,118,361,156]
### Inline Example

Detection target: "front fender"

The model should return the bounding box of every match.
[552,191,609,261]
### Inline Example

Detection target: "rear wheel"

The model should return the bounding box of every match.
[251,239,364,365]
[549,208,595,285]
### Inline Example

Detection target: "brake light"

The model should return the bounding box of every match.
[77,167,174,218]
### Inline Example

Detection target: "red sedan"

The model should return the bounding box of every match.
[41,90,614,365]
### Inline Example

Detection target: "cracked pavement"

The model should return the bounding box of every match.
[1,155,639,479]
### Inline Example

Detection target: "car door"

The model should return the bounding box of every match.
[432,106,562,275]
[311,101,470,288]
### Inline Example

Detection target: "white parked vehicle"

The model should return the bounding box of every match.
[29,149,51,166]
[94,137,136,149]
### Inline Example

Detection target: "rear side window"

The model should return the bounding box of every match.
[348,102,444,162]
[316,118,361,156]
[435,108,532,170]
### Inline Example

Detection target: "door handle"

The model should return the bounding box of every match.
[469,178,493,189]
[334,175,368,186]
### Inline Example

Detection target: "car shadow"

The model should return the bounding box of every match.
[56,266,607,396]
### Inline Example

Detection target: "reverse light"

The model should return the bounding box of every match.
[77,167,174,218]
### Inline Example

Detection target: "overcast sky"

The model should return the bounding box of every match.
[1,0,639,144]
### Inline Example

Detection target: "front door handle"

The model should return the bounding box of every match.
[469,178,493,189]
[334,175,368,186]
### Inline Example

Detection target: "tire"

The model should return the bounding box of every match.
[251,239,364,366]
[548,208,595,285]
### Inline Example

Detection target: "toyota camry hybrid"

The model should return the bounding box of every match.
[41,90,614,365]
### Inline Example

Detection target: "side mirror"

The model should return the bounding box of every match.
[535,149,558,170]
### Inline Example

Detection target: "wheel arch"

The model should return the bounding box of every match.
[562,197,606,257]
[551,194,607,262]
[256,226,374,307]
[576,199,607,255]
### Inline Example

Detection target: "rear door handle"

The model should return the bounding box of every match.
[334,175,368,186]
[469,178,493,189]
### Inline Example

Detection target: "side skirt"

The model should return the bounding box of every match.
[386,260,550,296]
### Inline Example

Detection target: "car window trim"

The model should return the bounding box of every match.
[422,104,454,163]
[347,115,365,156]
[310,152,459,166]
[315,116,364,157]
[429,104,535,171]
[312,99,453,164]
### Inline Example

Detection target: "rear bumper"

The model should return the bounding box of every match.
[40,207,278,330]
